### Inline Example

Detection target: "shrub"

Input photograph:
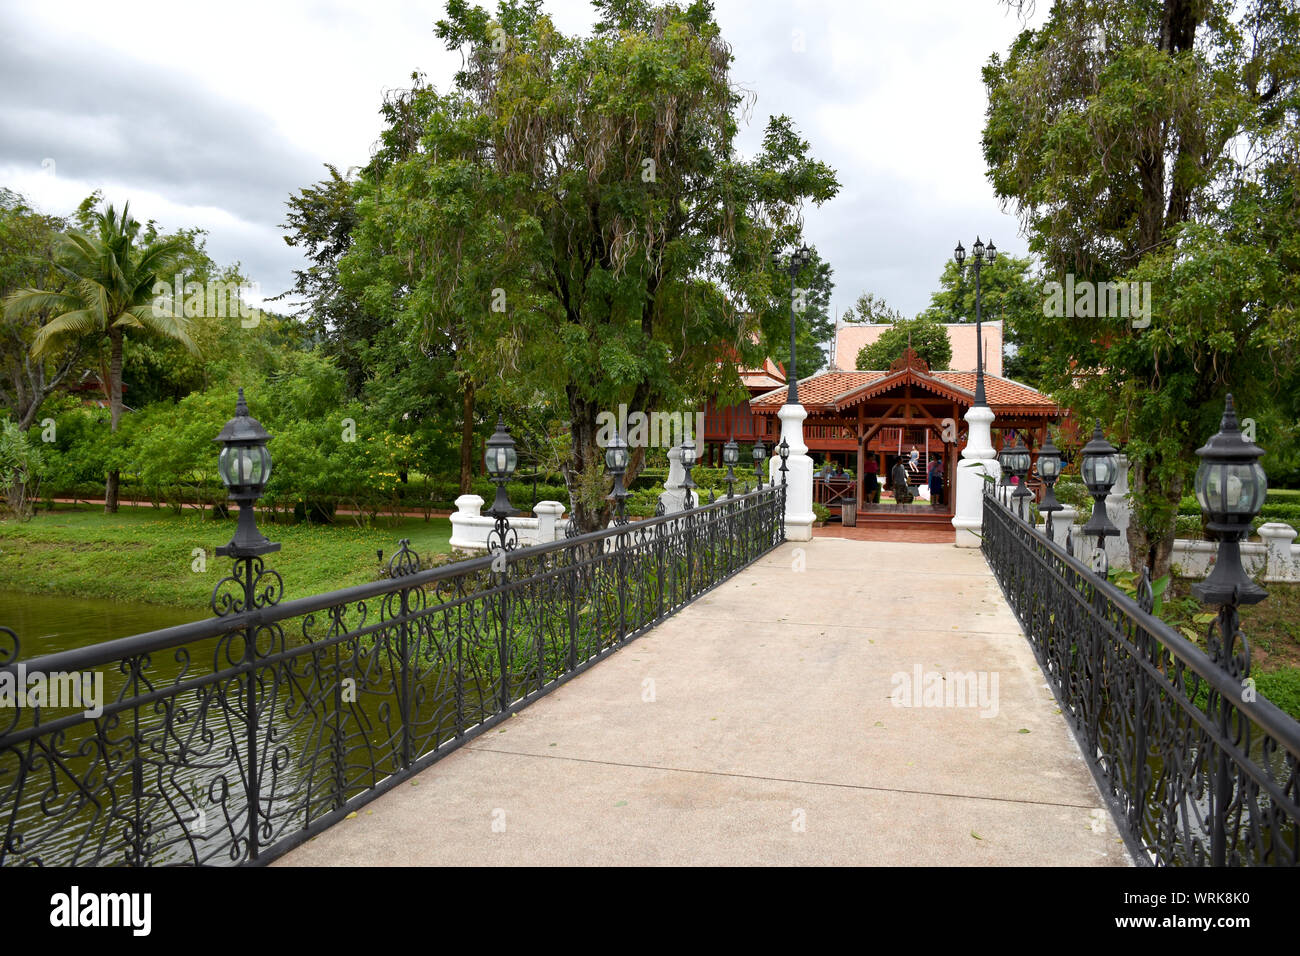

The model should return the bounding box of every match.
[0,420,45,519]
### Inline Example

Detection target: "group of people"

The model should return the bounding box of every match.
[818,447,944,507]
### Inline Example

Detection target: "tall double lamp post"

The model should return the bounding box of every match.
[770,244,812,405]
[1191,394,1267,678]
[953,236,996,407]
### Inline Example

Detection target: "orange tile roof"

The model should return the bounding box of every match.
[750,369,1060,416]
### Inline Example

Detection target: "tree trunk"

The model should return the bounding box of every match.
[1125,458,1183,580]
[105,328,123,514]
[459,379,476,494]
[563,390,610,533]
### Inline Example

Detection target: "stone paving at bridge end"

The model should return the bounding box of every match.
[278,538,1131,866]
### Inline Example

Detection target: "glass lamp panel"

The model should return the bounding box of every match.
[1250,462,1268,513]
[1194,462,1213,514]
[681,445,695,468]
[257,445,271,486]
[503,446,517,477]
[723,443,739,465]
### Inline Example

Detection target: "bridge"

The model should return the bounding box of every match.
[1,484,1297,867]
[278,537,1127,866]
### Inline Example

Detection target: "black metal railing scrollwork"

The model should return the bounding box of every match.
[0,484,786,867]
[979,485,1300,866]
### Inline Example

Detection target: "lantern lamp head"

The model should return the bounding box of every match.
[1037,432,1063,481]
[752,439,767,464]
[604,432,629,476]
[985,239,997,262]
[723,439,740,466]
[1080,420,1119,497]
[972,236,985,260]
[484,415,518,481]
[214,388,273,498]
[680,438,696,470]
[1194,394,1266,535]
[953,241,966,265]
[778,438,790,461]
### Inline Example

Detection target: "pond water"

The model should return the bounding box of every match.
[0,589,201,659]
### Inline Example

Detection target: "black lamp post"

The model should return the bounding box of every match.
[1037,431,1064,536]
[1191,395,1268,669]
[752,437,767,491]
[996,440,1015,506]
[484,415,519,552]
[1080,420,1120,574]
[1006,434,1033,520]
[215,388,278,559]
[954,236,996,407]
[680,437,697,510]
[605,431,630,525]
[778,438,790,485]
[722,439,740,498]
[771,244,812,405]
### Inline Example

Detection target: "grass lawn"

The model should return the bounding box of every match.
[0,504,453,608]
[1168,577,1300,720]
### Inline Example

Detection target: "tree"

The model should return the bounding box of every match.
[917,254,1046,386]
[344,0,838,530]
[985,0,1300,577]
[843,292,903,325]
[4,202,198,512]
[0,189,88,430]
[856,317,952,371]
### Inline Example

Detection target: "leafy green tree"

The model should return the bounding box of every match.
[404,0,838,530]
[842,292,903,325]
[0,189,88,429]
[985,0,1300,576]
[4,202,198,511]
[917,253,1046,385]
[856,317,952,371]
[0,417,44,519]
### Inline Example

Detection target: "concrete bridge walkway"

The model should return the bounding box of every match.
[279,538,1130,866]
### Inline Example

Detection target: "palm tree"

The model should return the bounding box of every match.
[4,203,197,512]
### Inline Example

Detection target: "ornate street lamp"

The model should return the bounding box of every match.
[604,431,630,525]
[680,437,697,510]
[1079,420,1120,574]
[954,236,997,407]
[214,388,278,559]
[1006,434,1033,520]
[484,415,519,552]
[752,437,767,491]
[996,440,1015,506]
[1037,431,1064,536]
[778,438,790,485]
[722,439,740,498]
[1191,396,1267,675]
[771,244,812,405]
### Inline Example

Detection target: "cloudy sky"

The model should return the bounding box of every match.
[0,0,1046,320]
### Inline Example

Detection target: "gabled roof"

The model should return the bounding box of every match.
[750,368,1060,417]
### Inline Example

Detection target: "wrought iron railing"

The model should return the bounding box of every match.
[981,487,1300,866]
[0,484,786,866]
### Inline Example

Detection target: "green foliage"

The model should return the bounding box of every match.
[982,0,1300,576]
[0,419,44,518]
[856,317,952,370]
[812,502,830,524]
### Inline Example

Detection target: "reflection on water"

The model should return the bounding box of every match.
[0,590,200,659]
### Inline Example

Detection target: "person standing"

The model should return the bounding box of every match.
[928,457,944,507]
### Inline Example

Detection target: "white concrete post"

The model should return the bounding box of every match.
[1039,505,1077,550]
[770,403,814,541]
[1258,522,1300,582]
[658,443,688,514]
[1103,454,1131,571]
[448,494,485,550]
[534,500,565,542]
[952,404,997,547]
